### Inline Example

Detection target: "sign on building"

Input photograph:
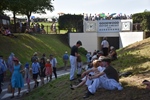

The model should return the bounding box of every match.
[98,20,121,33]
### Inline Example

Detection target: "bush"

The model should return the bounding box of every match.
[78,47,87,55]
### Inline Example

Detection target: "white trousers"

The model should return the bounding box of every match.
[69,55,77,80]
[77,62,82,75]
[88,77,123,94]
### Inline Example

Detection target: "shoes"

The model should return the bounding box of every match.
[83,91,93,98]
[70,78,76,81]
[77,74,81,77]
[143,80,149,83]
[70,84,74,90]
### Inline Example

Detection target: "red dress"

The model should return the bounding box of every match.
[45,63,52,76]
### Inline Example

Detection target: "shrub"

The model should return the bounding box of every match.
[78,47,87,55]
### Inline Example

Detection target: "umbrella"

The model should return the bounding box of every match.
[100,13,106,18]
[110,13,116,16]
[31,16,35,19]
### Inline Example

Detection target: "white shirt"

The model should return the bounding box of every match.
[101,40,109,48]
[50,58,57,67]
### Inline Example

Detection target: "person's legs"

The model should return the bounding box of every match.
[53,67,57,79]
[101,79,123,90]
[64,60,67,70]
[77,62,82,77]
[70,56,77,80]
[88,78,101,94]
[40,77,44,85]
[27,83,30,92]
[11,88,15,98]
[33,74,38,88]
[18,88,21,95]
[73,79,86,88]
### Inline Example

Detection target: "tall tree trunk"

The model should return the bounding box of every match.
[27,11,31,29]
[13,11,16,33]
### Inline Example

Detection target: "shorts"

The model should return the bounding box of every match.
[33,73,39,79]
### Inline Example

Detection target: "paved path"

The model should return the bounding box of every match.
[0,64,88,100]
[0,69,70,100]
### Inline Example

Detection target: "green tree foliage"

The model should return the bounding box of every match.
[58,14,83,32]
[0,0,7,14]
[132,12,150,31]
[19,0,54,26]
[78,47,87,56]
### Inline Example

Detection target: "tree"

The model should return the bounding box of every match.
[0,0,7,14]
[4,0,23,32]
[58,14,83,32]
[19,0,54,27]
[132,12,150,32]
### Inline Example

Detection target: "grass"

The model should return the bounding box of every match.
[22,37,150,100]
[0,33,86,68]
[39,22,67,34]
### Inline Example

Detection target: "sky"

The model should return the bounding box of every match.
[5,0,150,18]
[45,0,150,17]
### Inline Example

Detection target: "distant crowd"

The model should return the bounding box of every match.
[83,13,132,21]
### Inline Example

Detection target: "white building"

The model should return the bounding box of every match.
[69,19,144,52]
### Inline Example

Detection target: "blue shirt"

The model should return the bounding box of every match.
[63,54,69,60]
[32,62,40,74]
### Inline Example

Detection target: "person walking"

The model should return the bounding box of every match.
[70,40,82,81]
[50,55,57,79]
[39,58,46,85]
[45,59,53,82]
[62,51,69,71]
[24,63,31,93]
[10,58,24,98]
[31,59,41,89]
[101,37,109,56]
[7,53,15,74]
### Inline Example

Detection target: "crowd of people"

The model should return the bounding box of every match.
[0,25,17,38]
[0,52,58,98]
[69,39,150,98]
[83,13,132,21]
[69,40,123,98]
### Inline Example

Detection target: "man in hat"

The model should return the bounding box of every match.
[62,51,69,71]
[31,52,38,63]
[83,56,123,98]
[70,40,82,81]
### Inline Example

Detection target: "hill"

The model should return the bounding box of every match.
[22,37,150,100]
[0,33,86,68]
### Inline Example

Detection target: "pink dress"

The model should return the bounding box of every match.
[45,63,52,76]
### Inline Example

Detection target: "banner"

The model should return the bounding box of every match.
[98,20,121,33]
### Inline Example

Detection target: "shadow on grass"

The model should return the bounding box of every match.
[22,75,150,100]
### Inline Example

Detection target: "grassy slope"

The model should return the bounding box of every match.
[22,38,150,100]
[0,34,86,68]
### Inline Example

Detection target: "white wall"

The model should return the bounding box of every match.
[119,32,144,48]
[69,33,97,53]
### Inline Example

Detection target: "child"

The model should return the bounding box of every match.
[24,63,31,93]
[45,59,53,82]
